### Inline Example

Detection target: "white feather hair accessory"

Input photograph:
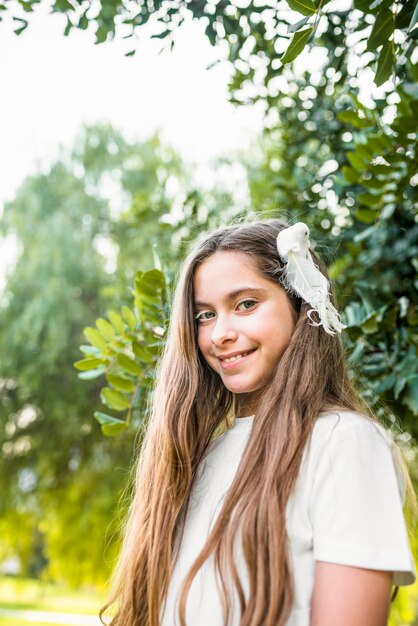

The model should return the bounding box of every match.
[276,222,346,336]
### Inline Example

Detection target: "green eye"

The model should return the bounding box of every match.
[195,310,216,322]
[237,299,256,311]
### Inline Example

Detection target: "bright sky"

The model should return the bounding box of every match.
[0,7,267,286]
[0,7,264,207]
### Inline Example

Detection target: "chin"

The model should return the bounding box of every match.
[223,381,260,394]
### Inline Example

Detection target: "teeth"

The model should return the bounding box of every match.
[223,351,251,363]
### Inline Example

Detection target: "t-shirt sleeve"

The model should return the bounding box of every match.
[309,417,416,586]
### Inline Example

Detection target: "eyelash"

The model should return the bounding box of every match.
[195,299,257,322]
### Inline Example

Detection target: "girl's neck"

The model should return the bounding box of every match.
[235,390,263,418]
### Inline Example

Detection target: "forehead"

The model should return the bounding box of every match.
[193,251,272,301]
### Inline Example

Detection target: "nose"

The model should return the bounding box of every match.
[210,314,238,347]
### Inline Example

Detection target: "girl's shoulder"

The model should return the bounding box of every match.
[308,408,406,501]
[297,409,416,587]
[306,408,401,473]
[313,408,390,443]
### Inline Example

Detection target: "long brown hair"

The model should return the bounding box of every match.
[101,218,383,626]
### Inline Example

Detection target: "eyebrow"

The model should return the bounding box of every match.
[194,287,268,308]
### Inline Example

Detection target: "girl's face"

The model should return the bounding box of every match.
[193,251,296,403]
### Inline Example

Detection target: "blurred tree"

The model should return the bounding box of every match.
[69,124,241,290]
[0,124,230,584]
[0,151,125,583]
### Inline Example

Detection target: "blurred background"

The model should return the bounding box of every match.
[1,0,417,624]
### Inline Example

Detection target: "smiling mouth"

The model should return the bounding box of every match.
[218,349,256,365]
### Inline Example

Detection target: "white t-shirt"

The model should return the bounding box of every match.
[161,411,416,626]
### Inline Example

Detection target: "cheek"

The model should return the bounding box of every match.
[259,313,294,355]
[197,329,219,373]
[197,327,211,358]
[273,325,294,357]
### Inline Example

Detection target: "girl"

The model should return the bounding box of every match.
[102,218,416,626]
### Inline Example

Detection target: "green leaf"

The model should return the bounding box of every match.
[395,0,414,29]
[288,16,310,33]
[407,1,418,37]
[79,344,102,357]
[53,0,74,11]
[380,203,396,219]
[375,42,394,86]
[403,375,418,414]
[117,353,141,376]
[107,373,135,393]
[355,144,374,161]
[94,411,125,425]
[286,0,316,16]
[358,193,381,207]
[354,0,372,10]
[63,17,72,36]
[102,422,127,436]
[374,373,396,393]
[344,302,366,327]
[151,29,171,39]
[13,16,28,35]
[133,341,155,364]
[94,411,127,436]
[101,387,131,411]
[353,225,377,243]
[96,318,115,341]
[394,377,406,399]
[407,305,418,326]
[74,357,105,371]
[362,176,387,189]
[134,289,160,306]
[281,28,313,64]
[396,346,417,378]
[205,22,217,46]
[95,26,108,44]
[341,166,359,184]
[143,340,162,356]
[347,340,366,365]
[77,367,106,380]
[370,163,392,176]
[329,255,351,280]
[135,269,165,295]
[347,152,367,171]
[360,313,379,334]
[107,309,125,334]
[121,306,137,331]
[354,209,378,223]
[370,134,392,151]
[337,110,371,128]
[367,9,394,50]
[357,287,383,315]
[83,327,108,352]
[78,13,88,29]
[19,0,33,10]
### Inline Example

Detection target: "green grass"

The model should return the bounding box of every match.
[0,577,107,614]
